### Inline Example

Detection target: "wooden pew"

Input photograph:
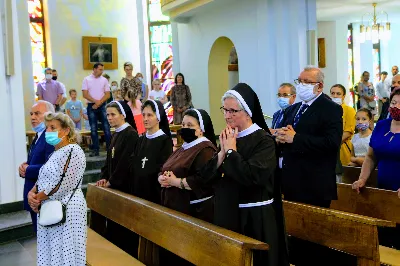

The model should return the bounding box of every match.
[86,227,144,266]
[283,200,396,266]
[342,165,378,188]
[331,183,400,266]
[86,184,268,266]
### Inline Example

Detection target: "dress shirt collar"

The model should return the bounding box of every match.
[301,92,322,107]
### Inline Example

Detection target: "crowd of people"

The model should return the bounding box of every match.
[20,62,400,266]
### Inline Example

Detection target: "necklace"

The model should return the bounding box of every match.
[384,131,397,142]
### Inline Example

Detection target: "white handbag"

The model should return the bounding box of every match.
[38,148,82,227]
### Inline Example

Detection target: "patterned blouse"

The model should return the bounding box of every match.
[120,77,142,99]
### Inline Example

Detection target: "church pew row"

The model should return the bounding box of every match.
[331,183,400,266]
[86,227,144,266]
[283,200,396,266]
[86,183,268,266]
[342,165,378,188]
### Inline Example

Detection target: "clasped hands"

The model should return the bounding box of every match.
[275,125,296,144]
[19,162,29,177]
[219,125,238,155]
[27,191,40,213]
[92,100,102,110]
[158,171,178,188]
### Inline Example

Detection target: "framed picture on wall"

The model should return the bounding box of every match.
[82,36,118,70]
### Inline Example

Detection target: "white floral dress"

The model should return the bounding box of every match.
[37,144,87,266]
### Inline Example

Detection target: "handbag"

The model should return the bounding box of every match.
[38,148,82,227]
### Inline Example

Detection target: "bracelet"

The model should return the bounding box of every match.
[180,178,185,190]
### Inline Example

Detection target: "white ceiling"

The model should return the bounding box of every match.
[316,0,400,22]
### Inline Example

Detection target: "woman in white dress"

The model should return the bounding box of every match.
[28,112,87,266]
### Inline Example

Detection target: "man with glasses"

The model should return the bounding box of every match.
[271,83,296,134]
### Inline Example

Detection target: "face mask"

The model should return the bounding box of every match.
[52,76,58,80]
[138,77,143,82]
[296,83,317,102]
[389,107,400,121]
[45,132,63,146]
[277,97,290,110]
[180,128,198,143]
[356,123,369,131]
[391,86,399,92]
[32,122,45,133]
[331,98,343,105]
[45,74,53,80]
[111,85,117,90]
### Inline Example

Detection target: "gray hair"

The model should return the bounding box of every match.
[36,100,55,113]
[44,112,81,143]
[279,83,296,94]
[303,65,325,83]
[44,67,52,73]
[221,92,245,110]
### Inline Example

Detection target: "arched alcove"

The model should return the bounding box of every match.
[208,37,238,133]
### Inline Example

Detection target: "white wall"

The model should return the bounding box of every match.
[0,0,31,204]
[173,0,316,117]
[44,0,149,95]
[381,22,400,76]
[317,20,348,95]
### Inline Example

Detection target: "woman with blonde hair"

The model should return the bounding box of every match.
[120,62,142,99]
[27,112,87,266]
[149,79,168,104]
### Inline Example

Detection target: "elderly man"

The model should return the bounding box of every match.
[36,68,63,112]
[271,83,296,134]
[386,65,399,90]
[19,100,55,233]
[200,83,289,266]
[277,66,342,207]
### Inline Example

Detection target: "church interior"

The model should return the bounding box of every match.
[1,0,400,265]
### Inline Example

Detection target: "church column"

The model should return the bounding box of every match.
[136,0,152,85]
[0,0,31,204]
[171,22,180,75]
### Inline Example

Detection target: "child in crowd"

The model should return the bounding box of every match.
[65,89,83,130]
[112,81,123,101]
[126,89,145,135]
[149,79,167,104]
[349,108,373,167]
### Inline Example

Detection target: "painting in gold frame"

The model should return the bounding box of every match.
[82,36,118,70]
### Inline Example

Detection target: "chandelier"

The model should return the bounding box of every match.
[359,3,391,44]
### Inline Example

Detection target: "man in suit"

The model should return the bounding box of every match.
[18,101,55,233]
[276,66,343,208]
[271,83,296,134]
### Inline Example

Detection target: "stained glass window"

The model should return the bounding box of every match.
[28,0,47,90]
[148,0,174,93]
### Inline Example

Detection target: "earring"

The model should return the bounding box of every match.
[68,137,74,143]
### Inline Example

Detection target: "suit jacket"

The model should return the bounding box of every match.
[23,132,54,210]
[272,109,284,129]
[280,94,343,201]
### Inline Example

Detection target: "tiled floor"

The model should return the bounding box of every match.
[0,237,37,266]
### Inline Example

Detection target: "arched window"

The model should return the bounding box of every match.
[148,0,174,92]
[28,0,47,89]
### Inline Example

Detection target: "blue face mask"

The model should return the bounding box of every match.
[32,122,46,133]
[45,132,63,146]
[277,97,290,110]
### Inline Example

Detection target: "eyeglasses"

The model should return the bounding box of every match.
[277,93,295,98]
[220,107,243,115]
[294,79,320,86]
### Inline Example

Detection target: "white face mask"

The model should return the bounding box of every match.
[296,83,317,102]
[45,74,53,80]
[331,97,343,105]
[111,85,117,90]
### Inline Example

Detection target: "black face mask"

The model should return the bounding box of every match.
[391,86,400,92]
[52,76,58,80]
[180,128,197,143]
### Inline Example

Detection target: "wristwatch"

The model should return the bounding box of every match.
[226,149,233,158]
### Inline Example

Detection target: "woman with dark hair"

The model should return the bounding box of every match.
[158,108,217,222]
[130,100,173,204]
[357,71,376,116]
[170,73,192,124]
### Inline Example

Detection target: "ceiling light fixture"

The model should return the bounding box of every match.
[359,3,390,44]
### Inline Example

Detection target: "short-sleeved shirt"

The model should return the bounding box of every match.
[65,100,83,119]
[36,80,64,104]
[82,74,110,102]
[149,90,166,101]
[370,118,400,191]
[352,133,371,157]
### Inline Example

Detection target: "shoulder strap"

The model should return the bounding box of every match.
[47,148,73,197]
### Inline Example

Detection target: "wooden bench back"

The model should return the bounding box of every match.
[342,166,378,188]
[283,200,395,265]
[331,183,400,224]
[86,184,268,266]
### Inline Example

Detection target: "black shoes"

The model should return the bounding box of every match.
[89,150,99,157]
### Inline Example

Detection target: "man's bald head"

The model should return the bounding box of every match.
[392,74,400,89]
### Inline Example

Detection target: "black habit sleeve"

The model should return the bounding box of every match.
[222,135,276,187]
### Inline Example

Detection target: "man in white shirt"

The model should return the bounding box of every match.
[52,69,67,108]
[376,71,390,118]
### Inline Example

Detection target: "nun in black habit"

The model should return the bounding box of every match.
[200,83,289,266]
[130,99,173,204]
